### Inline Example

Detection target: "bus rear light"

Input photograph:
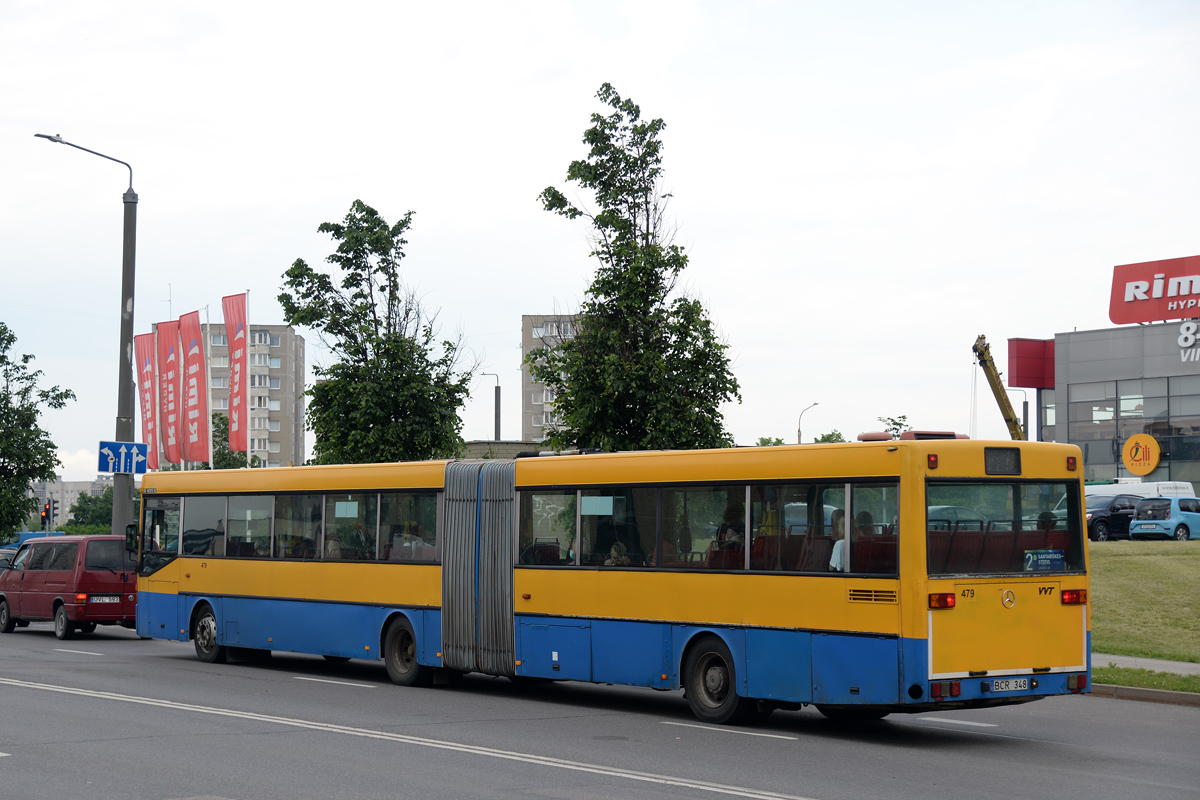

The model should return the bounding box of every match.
[928,454,938,469]
[1067,675,1087,692]
[1061,589,1087,605]
[930,680,960,699]
[929,593,956,609]
[1067,456,1077,471]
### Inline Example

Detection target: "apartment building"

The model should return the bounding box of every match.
[520,314,577,443]
[206,324,306,468]
[28,475,114,527]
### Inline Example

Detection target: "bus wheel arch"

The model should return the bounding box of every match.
[680,632,753,724]
[191,601,226,664]
[382,613,430,687]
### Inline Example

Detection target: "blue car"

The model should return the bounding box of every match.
[1130,497,1200,541]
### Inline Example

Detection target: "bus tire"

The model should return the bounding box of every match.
[193,605,227,664]
[683,636,751,724]
[1174,524,1189,541]
[0,599,14,633]
[815,705,889,723]
[384,616,430,687]
[54,605,74,640]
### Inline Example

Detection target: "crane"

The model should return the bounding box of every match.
[972,334,1026,441]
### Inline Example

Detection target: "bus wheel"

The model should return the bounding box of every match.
[54,606,75,641]
[193,606,227,664]
[1174,524,1190,541]
[815,705,889,723]
[684,636,750,724]
[384,616,430,687]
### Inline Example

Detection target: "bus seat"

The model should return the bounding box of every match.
[750,535,781,570]
[850,540,873,573]
[782,536,807,571]
[977,530,1016,572]
[1014,530,1047,556]
[706,544,744,570]
[927,529,951,574]
[532,543,561,565]
[945,530,984,573]
[797,536,834,572]
[870,537,898,574]
[1046,529,1070,555]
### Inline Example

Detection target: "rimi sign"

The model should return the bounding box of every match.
[1110,255,1200,324]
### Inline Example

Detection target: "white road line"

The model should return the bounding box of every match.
[914,716,999,728]
[0,753,9,757]
[53,649,103,657]
[0,677,817,800]
[661,721,799,740]
[293,676,375,688]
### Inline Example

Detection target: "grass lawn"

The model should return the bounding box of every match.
[1088,540,1200,663]
[1092,666,1200,694]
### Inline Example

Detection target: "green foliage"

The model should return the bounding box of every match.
[814,430,846,443]
[0,323,74,538]
[279,200,472,464]
[756,437,784,447]
[67,486,113,527]
[209,413,262,469]
[531,84,740,452]
[878,415,911,437]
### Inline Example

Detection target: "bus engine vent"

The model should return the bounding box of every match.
[848,589,898,604]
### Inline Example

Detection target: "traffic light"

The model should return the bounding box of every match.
[49,499,59,529]
[41,502,50,530]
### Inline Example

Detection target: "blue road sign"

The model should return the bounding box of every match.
[98,441,149,475]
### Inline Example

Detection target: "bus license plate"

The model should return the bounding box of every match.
[89,595,119,604]
[993,678,1028,692]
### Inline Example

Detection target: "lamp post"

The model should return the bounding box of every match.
[797,402,819,445]
[481,373,500,441]
[36,133,138,536]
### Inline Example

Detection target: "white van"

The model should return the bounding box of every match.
[1084,481,1195,499]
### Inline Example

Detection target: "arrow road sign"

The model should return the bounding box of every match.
[98,441,149,475]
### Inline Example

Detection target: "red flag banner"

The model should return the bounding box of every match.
[221,293,248,453]
[133,332,160,471]
[179,311,210,464]
[156,320,182,465]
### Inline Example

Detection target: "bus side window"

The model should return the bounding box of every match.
[518,491,576,566]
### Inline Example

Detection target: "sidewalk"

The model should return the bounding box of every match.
[1092,652,1200,675]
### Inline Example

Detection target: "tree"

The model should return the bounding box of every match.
[878,416,912,437]
[531,83,740,452]
[756,437,784,447]
[814,430,846,443]
[209,413,262,469]
[0,323,74,537]
[279,200,473,464]
[69,486,113,527]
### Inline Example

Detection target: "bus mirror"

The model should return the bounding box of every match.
[125,524,138,553]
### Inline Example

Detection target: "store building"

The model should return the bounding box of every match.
[1010,254,1200,489]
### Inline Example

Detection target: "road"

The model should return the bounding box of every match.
[0,623,1197,800]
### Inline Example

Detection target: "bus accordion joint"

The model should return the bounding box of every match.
[928,592,956,609]
[1061,589,1087,605]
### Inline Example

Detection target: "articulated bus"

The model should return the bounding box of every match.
[134,437,1091,723]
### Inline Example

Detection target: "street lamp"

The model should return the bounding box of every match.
[35,133,138,536]
[481,373,500,441]
[797,402,819,445]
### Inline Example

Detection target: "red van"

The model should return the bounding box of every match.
[0,535,137,639]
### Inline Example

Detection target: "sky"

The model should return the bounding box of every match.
[3,1,1199,481]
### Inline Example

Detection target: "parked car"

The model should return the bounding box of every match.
[926,505,989,529]
[0,535,136,639]
[1085,481,1195,499]
[1085,493,1141,541]
[1129,497,1200,541]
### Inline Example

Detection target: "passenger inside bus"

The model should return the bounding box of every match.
[830,510,874,572]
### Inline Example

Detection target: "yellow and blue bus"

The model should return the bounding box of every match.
[134,436,1091,723]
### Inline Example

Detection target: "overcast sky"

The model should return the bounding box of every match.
[3,1,1199,481]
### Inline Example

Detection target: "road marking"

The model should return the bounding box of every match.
[0,677,818,800]
[0,753,9,757]
[53,649,103,656]
[293,676,375,688]
[914,716,998,728]
[660,721,799,740]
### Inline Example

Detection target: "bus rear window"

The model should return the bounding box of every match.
[926,481,1084,575]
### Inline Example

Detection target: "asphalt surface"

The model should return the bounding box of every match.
[0,623,1197,800]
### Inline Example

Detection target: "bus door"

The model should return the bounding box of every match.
[138,497,183,639]
[441,460,516,676]
[926,479,1088,681]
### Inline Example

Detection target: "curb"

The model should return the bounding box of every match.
[1090,683,1200,707]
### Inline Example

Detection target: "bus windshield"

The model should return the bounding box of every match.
[926,481,1084,575]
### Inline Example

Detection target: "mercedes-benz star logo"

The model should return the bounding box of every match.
[1002,590,1016,609]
